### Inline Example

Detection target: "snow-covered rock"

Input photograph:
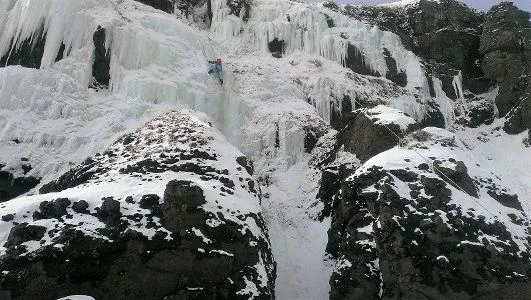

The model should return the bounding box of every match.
[0,110,275,299]
[339,105,419,162]
[327,127,531,299]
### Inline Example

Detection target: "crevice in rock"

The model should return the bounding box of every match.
[90,27,111,89]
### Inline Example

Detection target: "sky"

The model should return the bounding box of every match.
[337,0,531,12]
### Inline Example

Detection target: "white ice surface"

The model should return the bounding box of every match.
[56,296,95,300]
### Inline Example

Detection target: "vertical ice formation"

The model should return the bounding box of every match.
[209,0,430,92]
[210,0,244,37]
[0,0,254,179]
[452,70,464,100]
[308,77,356,125]
[0,0,450,179]
[432,76,456,126]
[0,0,102,69]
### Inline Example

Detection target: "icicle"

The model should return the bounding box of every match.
[0,0,103,69]
[452,71,464,100]
[432,76,455,126]
[207,0,430,91]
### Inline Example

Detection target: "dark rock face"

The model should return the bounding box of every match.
[340,109,417,162]
[343,0,497,114]
[33,198,72,220]
[382,48,407,87]
[4,223,47,248]
[90,27,111,88]
[433,160,478,198]
[236,156,254,175]
[480,2,531,134]
[326,130,531,300]
[316,164,356,221]
[228,0,251,21]
[455,94,495,128]
[72,200,89,213]
[268,38,284,58]
[162,180,205,232]
[134,0,174,13]
[344,0,484,74]
[97,198,122,226]
[421,100,446,128]
[0,183,274,300]
[39,157,107,194]
[0,164,41,202]
[409,0,484,79]
[0,25,66,69]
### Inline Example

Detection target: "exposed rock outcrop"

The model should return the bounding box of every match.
[341,106,418,162]
[327,128,531,299]
[90,27,111,88]
[0,111,276,299]
[480,2,531,134]
[134,0,175,13]
[0,164,40,202]
[343,0,497,125]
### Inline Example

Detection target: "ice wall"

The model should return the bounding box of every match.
[0,0,102,69]
[0,0,253,180]
[210,0,430,92]
[432,76,456,126]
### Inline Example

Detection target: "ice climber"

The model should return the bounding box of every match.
[208,58,224,85]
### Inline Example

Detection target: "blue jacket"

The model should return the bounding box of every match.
[208,62,223,80]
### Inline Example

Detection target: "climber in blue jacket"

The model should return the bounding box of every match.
[208,58,224,85]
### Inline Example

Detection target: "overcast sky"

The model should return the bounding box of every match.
[336,0,531,12]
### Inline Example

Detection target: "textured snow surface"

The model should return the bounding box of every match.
[56,296,95,300]
[364,104,417,131]
[355,125,531,255]
[0,110,265,254]
[377,0,440,9]
[262,161,334,299]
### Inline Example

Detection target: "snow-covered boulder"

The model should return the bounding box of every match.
[0,110,275,299]
[0,162,40,202]
[327,127,531,299]
[340,105,419,162]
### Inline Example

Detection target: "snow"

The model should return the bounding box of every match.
[0,111,266,258]
[261,161,334,299]
[437,255,449,262]
[190,227,213,244]
[354,126,531,255]
[357,223,374,234]
[364,104,417,131]
[378,0,439,9]
[453,124,531,217]
[56,296,95,300]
